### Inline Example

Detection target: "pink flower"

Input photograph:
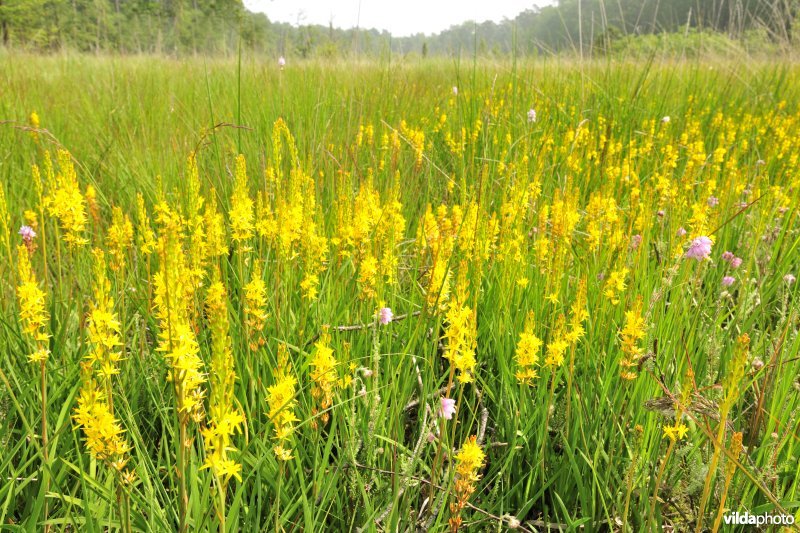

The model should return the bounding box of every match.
[657,209,665,217]
[452,86,458,96]
[378,307,393,325]
[677,227,687,237]
[18,225,36,242]
[527,109,537,123]
[722,251,735,262]
[630,234,642,250]
[685,236,713,261]
[439,397,456,420]
[785,274,796,285]
[278,56,286,67]
[730,257,742,269]
[707,196,719,208]
[721,276,735,287]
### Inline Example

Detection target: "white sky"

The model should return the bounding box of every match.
[243,1,548,37]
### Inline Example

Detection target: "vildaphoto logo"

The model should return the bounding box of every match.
[723,512,795,526]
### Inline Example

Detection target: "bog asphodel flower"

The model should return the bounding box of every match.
[515,312,542,385]
[442,300,477,384]
[16,245,50,363]
[45,149,88,247]
[73,380,131,467]
[449,436,485,532]
[107,206,133,272]
[244,263,268,350]
[229,154,254,247]
[309,330,338,427]
[267,344,299,460]
[202,273,244,482]
[86,249,123,384]
[152,207,206,422]
[619,297,647,381]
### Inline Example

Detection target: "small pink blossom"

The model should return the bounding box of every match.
[685,236,713,261]
[439,397,456,420]
[721,276,735,287]
[677,227,687,237]
[527,109,537,123]
[707,196,719,208]
[730,257,742,269]
[452,86,458,96]
[785,274,796,285]
[378,307,393,325]
[722,251,735,262]
[630,234,642,250]
[18,225,36,242]
[278,56,286,67]
[657,209,665,217]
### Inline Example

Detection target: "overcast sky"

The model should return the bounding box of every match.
[242,1,548,37]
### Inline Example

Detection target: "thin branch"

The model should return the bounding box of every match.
[304,310,421,348]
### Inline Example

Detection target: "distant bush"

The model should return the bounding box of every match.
[596,28,785,59]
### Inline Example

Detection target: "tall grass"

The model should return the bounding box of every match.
[0,52,798,531]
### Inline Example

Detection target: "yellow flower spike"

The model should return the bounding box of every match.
[202,271,244,483]
[45,150,88,247]
[229,154,254,246]
[267,344,298,461]
[309,330,338,427]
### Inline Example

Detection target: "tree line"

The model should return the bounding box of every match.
[0,0,796,57]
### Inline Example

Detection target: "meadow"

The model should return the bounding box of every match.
[0,53,799,531]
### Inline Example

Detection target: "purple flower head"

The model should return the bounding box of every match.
[730,257,742,269]
[722,251,735,263]
[657,209,665,217]
[278,56,286,67]
[18,225,36,242]
[685,236,713,261]
[630,234,642,250]
[785,274,796,285]
[439,397,456,420]
[677,227,687,237]
[378,307,393,325]
[708,196,719,208]
[527,109,537,123]
[661,116,671,123]
[721,276,735,287]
